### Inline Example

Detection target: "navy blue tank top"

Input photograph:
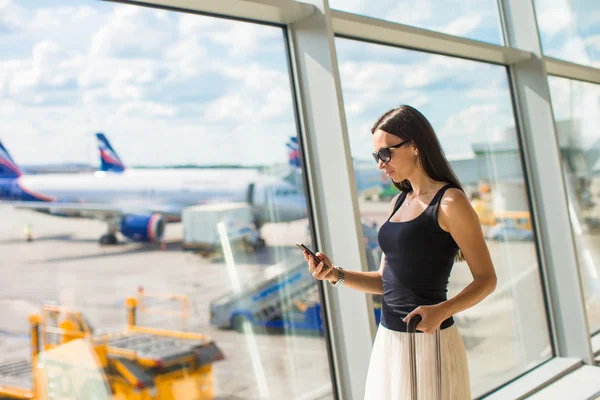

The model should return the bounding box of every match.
[378,183,460,333]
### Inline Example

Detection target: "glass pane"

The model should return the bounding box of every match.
[0,1,333,399]
[548,76,600,334]
[534,0,600,67]
[329,0,504,46]
[335,37,553,397]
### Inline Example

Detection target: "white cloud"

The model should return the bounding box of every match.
[585,35,600,51]
[441,15,482,37]
[441,104,500,138]
[0,100,16,115]
[549,77,600,148]
[387,0,434,25]
[536,0,573,37]
[0,0,22,28]
[9,66,41,95]
[339,51,481,96]
[164,37,207,77]
[117,101,176,118]
[202,85,291,124]
[32,40,64,66]
[178,12,222,36]
[557,36,593,66]
[213,23,280,57]
[466,83,507,100]
[339,61,401,91]
[346,100,364,116]
[177,12,280,58]
[77,58,162,104]
[328,0,368,13]
[548,76,573,119]
[89,5,173,57]
[199,62,292,123]
[330,0,500,44]
[29,5,99,31]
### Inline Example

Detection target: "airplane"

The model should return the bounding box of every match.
[96,132,388,197]
[0,139,307,246]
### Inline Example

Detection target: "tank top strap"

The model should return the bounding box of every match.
[387,191,408,222]
[430,183,461,221]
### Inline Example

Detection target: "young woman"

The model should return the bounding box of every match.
[303,105,497,399]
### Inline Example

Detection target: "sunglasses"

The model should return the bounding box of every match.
[372,139,411,164]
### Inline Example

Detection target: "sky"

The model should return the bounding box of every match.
[0,0,597,168]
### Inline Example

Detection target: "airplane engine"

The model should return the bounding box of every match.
[120,213,165,243]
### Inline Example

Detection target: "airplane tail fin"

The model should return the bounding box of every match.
[286,137,301,170]
[96,133,125,173]
[0,139,22,179]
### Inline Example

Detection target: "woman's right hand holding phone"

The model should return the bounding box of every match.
[304,251,339,283]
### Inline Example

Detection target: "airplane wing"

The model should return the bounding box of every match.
[2,201,179,221]
[4,201,124,220]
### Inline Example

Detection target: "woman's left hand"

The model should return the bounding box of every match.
[403,304,450,334]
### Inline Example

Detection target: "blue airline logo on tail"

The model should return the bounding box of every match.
[0,140,22,179]
[96,133,125,173]
[287,137,301,169]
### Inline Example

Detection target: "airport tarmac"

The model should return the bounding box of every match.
[0,204,334,400]
[1,201,598,399]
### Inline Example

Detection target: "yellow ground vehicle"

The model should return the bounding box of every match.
[0,295,224,400]
[472,196,532,232]
[492,211,532,231]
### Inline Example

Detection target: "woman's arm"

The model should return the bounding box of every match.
[306,194,401,295]
[404,188,497,334]
[307,252,384,294]
[306,252,385,294]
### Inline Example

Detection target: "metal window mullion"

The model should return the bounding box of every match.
[287,1,376,399]
[106,0,316,25]
[498,0,593,363]
[544,57,600,85]
[331,9,532,66]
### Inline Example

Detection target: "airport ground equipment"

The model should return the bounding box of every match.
[210,257,318,331]
[135,286,191,332]
[182,202,261,255]
[0,297,224,400]
[210,256,381,333]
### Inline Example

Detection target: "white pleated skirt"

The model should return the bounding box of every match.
[364,324,471,400]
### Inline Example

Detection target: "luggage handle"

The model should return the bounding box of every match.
[406,314,442,400]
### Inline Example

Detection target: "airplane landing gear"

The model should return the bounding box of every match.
[253,237,266,250]
[249,221,266,250]
[100,233,118,245]
[100,219,120,246]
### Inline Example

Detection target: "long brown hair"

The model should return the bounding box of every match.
[372,105,466,262]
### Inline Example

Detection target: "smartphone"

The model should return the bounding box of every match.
[296,243,329,269]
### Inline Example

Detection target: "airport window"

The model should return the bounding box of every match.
[548,76,600,335]
[334,37,554,397]
[533,0,600,68]
[0,1,334,399]
[328,0,504,46]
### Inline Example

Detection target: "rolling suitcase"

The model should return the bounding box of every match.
[406,315,442,400]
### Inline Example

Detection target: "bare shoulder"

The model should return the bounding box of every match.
[438,188,478,232]
[440,188,470,208]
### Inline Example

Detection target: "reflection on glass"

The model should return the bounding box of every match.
[0,1,333,399]
[335,37,553,397]
[534,0,600,68]
[329,0,504,45]
[548,76,600,334]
